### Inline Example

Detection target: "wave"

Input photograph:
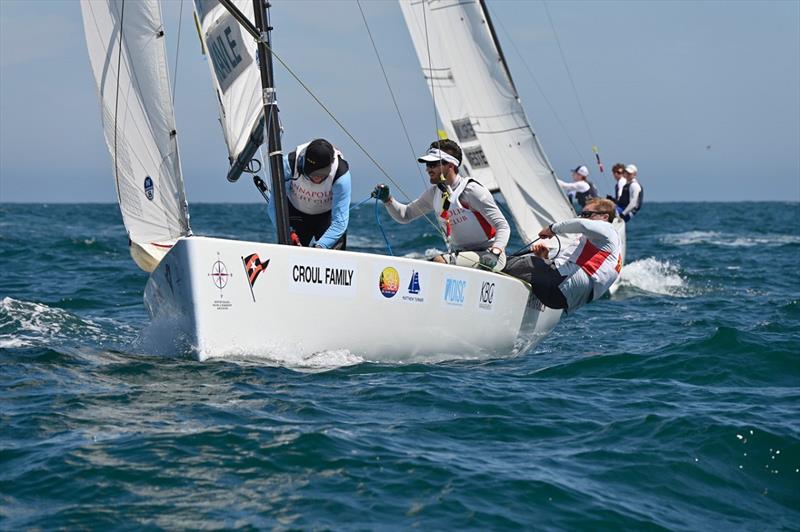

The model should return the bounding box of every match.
[616,257,690,296]
[661,231,800,248]
[0,296,135,352]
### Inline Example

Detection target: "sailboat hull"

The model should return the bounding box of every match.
[143,236,557,362]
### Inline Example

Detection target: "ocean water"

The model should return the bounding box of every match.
[1,201,798,529]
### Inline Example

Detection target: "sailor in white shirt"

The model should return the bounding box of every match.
[372,139,511,272]
[618,164,643,221]
[557,165,598,208]
[503,198,621,312]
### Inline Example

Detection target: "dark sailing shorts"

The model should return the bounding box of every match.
[503,255,568,309]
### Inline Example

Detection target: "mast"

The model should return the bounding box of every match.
[218,0,291,245]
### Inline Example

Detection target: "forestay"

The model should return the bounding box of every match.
[399,0,574,243]
[80,0,190,271]
[193,0,265,183]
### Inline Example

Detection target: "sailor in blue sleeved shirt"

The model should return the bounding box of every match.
[267,138,352,249]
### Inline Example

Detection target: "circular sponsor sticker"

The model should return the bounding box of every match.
[379,267,400,298]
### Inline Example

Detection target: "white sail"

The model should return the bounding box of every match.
[399,0,575,243]
[80,0,190,271]
[193,0,264,182]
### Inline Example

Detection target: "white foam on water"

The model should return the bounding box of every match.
[616,257,689,296]
[199,342,365,372]
[662,231,800,248]
[0,337,29,348]
[0,296,130,351]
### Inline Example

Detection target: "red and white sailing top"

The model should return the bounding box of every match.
[551,218,622,305]
[384,177,510,252]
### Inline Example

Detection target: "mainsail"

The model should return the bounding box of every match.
[81,0,190,271]
[399,0,575,243]
[193,0,265,183]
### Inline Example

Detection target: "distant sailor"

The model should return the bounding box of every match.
[617,164,643,222]
[608,162,626,202]
[371,139,510,272]
[503,199,621,313]
[558,165,598,207]
[269,138,352,249]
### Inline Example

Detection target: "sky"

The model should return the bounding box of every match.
[1,0,798,203]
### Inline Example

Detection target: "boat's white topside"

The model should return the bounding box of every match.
[143,236,560,362]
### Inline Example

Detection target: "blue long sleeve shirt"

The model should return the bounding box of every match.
[265,156,352,248]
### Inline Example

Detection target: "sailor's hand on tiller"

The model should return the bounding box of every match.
[532,242,550,259]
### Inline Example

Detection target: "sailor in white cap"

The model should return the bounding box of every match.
[617,164,643,221]
[557,165,598,207]
[371,139,510,271]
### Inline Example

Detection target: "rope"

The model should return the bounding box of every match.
[509,234,562,260]
[260,35,449,244]
[171,0,184,105]
[349,194,373,211]
[542,1,596,148]
[375,199,394,256]
[356,0,426,188]
[493,16,583,162]
[422,3,440,137]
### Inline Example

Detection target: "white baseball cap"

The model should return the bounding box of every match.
[417,148,461,167]
[625,164,638,174]
[572,165,589,177]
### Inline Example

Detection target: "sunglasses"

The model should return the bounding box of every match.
[425,161,446,168]
[578,210,604,218]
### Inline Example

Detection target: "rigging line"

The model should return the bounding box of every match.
[356,0,426,188]
[494,16,584,161]
[113,0,126,208]
[542,0,596,148]
[422,2,441,137]
[261,39,448,243]
[171,0,184,105]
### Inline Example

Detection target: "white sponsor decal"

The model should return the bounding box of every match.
[478,281,495,311]
[288,257,357,297]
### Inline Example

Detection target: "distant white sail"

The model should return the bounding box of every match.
[399,0,574,243]
[194,0,264,182]
[80,0,190,271]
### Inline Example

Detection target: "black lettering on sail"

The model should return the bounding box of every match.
[205,18,253,93]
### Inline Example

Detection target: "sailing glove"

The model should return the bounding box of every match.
[372,184,390,203]
[479,249,501,271]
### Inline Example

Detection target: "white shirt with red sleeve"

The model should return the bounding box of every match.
[550,218,622,310]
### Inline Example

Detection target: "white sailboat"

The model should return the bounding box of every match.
[79,0,585,362]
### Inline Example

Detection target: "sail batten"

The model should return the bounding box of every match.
[81,0,191,271]
[399,0,574,243]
